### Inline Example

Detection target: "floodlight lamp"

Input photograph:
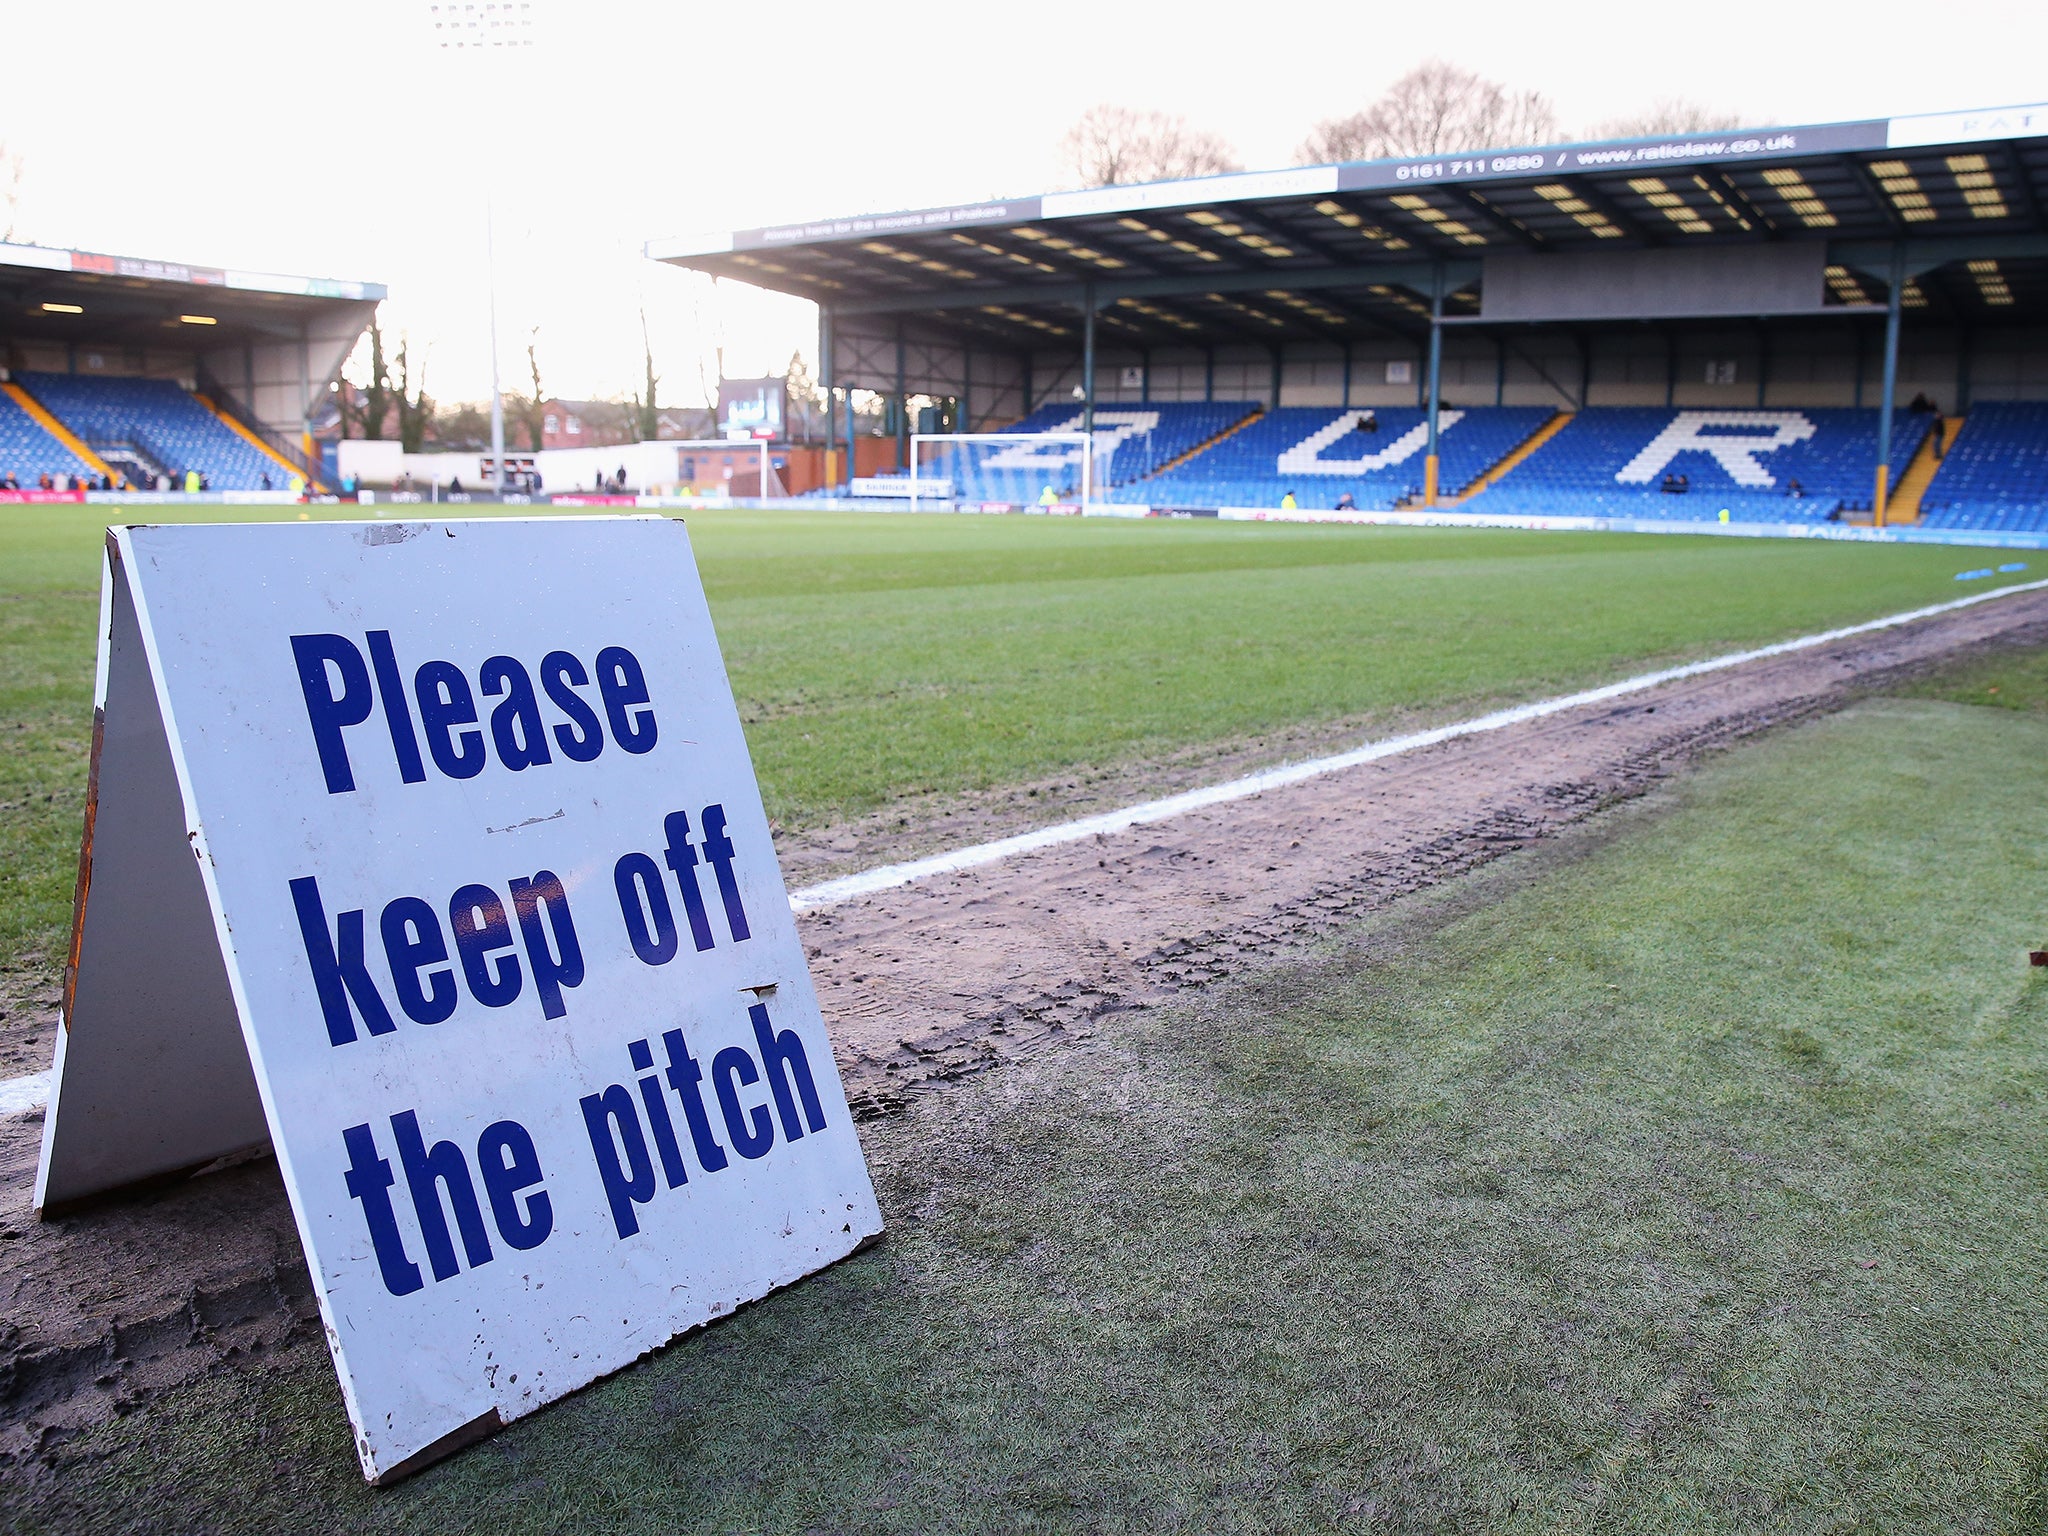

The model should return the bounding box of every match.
[42,302,83,314]
[179,314,217,326]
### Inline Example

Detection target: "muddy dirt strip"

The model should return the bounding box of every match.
[5,588,2047,1467]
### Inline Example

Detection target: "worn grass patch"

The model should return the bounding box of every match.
[13,695,2048,1533]
[1889,623,2048,714]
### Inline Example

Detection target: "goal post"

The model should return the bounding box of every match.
[910,432,1095,510]
[669,438,782,500]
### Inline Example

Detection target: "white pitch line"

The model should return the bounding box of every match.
[0,1070,50,1118]
[4,575,2046,1121]
[785,576,2048,913]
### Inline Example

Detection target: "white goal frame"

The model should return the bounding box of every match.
[910,432,1093,509]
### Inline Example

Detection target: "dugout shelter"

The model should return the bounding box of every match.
[649,101,2048,520]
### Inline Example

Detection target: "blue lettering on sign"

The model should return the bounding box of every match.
[293,807,750,1047]
[342,1113,553,1297]
[290,633,658,794]
[581,1005,827,1240]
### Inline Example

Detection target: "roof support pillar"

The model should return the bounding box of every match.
[843,383,856,492]
[1665,329,1677,408]
[1081,284,1097,436]
[1342,340,1353,408]
[1757,327,1770,408]
[1204,348,1214,403]
[1875,243,1905,525]
[894,322,907,471]
[820,308,837,491]
[1269,345,1282,410]
[1495,336,1505,408]
[1424,264,1444,506]
[298,324,314,484]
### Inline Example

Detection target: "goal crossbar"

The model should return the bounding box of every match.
[910,432,1094,509]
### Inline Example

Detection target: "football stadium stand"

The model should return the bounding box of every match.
[1125,406,1555,509]
[0,384,99,485]
[1473,408,1933,522]
[17,373,295,490]
[0,239,381,496]
[1917,404,2048,531]
[656,98,2048,535]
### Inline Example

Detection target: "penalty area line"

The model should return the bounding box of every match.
[3,576,2045,1120]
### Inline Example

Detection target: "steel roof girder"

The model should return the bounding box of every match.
[829,259,1481,318]
[1830,231,2048,282]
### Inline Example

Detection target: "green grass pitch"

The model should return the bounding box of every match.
[0,502,2011,981]
[16,685,2048,1532]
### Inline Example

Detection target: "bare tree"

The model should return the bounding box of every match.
[393,336,434,454]
[344,317,394,441]
[0,142,22,242]
[509,329,545,451]
[1589,100,1745,139]
[1058,105,1242,188]
[1296,61,1559,164]
[785,350,829,440]
[631,308,660,443]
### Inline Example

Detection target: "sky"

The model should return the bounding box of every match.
[4,0,2045,407]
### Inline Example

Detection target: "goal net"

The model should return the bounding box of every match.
[910,432,1096,509]
[670,438,786,500]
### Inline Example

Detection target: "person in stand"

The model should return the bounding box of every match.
[1786,478,1804,499]
[1335,491,1356,511]
[531,467,544,497]
[1,471,16,490]
[184,468,200,494]
[1281,489,1299,511]
[1038,485,1057,508]
[1354,411,1378,435]
[449,474,464,496]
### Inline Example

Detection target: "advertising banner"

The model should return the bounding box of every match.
[37,516,882,1482]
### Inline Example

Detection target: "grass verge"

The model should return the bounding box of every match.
[11,692,2048,1533]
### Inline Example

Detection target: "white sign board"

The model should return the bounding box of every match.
[851,476,952,498]
[36,517,882,1483]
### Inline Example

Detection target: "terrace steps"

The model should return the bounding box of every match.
[197,395,319,490]
[1145,406,1264,479]
[2,382,115,481]
[1885,414,1964,525]
[1444,411,1574,505]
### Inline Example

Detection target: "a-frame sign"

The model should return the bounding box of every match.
[38,517,882,1482]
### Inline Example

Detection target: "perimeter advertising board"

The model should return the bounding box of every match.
[36,516,881,1482]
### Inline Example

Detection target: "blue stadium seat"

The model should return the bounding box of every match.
[1117,406,1555,510]
[0,390,97,486]
[1917,404,2048,532]
[18,372,289,491]
[1476,408,1930,524]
